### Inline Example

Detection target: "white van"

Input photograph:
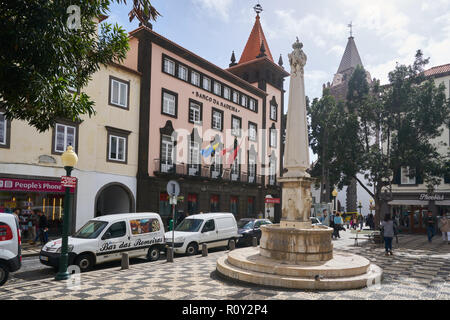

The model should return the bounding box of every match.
[0,213,22,286]
[165,213,239,255]
[39,213,165,272]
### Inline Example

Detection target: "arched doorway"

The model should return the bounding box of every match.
[95,183,135,217]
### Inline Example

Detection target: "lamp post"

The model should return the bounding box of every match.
[369,199,373,215]
[55,146,78,281]
[332,189,338,212]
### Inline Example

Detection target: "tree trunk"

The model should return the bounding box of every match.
[346,178,357,213]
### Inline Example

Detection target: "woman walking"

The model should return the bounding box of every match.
[382,213,395,256]
[333,213,343,239]
[439,214,450,244]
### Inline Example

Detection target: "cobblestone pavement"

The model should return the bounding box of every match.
[1,230,449,300]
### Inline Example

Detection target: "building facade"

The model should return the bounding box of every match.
[0,62,141,235]
[388,64,450,233]
[123,11,289,226]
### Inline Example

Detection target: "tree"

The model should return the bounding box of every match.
[329,51,449,228]
[0,0,160,132]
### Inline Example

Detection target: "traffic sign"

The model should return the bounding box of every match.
[167,180,180,197]
[265,198,280,204]
[61,176,77,188]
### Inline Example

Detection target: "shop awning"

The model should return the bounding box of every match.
[388,200,428,206]
[435,201,450,206]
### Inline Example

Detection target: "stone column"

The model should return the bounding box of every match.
[278,38,313,230]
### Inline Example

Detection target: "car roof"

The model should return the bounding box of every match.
[186,213,235,219]
[0,213,17,222]
[89,212,160,222]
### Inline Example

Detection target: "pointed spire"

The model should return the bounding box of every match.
[278,54,284,67]
[256,40,267,58]
[229,51,237,67]
[337,36,363,74]
[238,7,274,64]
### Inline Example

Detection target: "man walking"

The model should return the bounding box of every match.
[425,211,436,243]
[37,210,49,245]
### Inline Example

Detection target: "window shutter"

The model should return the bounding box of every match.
[416,168,423,185]
[393,167,401,185]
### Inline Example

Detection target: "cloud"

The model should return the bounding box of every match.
[191,0,233,22]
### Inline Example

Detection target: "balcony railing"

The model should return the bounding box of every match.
[154,159,263,185]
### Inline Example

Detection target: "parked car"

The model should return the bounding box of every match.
[39,213,165,272]
[311,217,325,226]
[0,213,22,286]
[165,213,239,255]
[237,218,272,247]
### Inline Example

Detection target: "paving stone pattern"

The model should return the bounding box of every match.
[1,232,449,300]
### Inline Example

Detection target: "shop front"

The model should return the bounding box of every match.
[389,192,450,234]
[0,176,75,240]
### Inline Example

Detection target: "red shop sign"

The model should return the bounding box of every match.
[0,177,75,194]
[265,198,281,204]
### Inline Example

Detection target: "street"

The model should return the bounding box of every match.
[2,230,449,300]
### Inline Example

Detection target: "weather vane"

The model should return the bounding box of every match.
[254,2,263,15]
[348,21,353,37]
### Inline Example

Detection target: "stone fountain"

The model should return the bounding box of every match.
[216,39,382,290]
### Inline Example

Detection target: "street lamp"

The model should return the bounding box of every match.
[332,189,338,212]
[358,201,362,216]
[55,146,78,281]
[369,199,373,215]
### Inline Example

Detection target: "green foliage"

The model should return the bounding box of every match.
[0,0,158,132]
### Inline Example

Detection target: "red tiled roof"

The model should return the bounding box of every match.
[238,15,273,64]
[424,63,450,77]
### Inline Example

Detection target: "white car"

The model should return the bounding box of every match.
[165,213,239,255]
[0,213,22,286]
[39,213,165,272]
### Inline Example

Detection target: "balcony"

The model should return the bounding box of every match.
[153,159,262,185]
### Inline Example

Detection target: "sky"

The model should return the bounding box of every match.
[107,0,450,102]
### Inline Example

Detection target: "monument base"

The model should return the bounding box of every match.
[216,247,383,291]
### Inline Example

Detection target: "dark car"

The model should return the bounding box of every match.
[237,218,272,247]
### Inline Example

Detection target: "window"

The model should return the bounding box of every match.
[213,82,222,96]
[230,196,238,216]
[247,197,255,216]
[241,95,248,107]
[249,99,256,111]
[130,219,160,235]
[109,77,129,109]
[211,152,222,178]
[191,71,200,86]
[270,103,278,121]
[203,77,211,91]
[163,57,175,75]
[189,101,202,124]
[270,128,277,148]
[231,156,240,181]
[103,221,126,239]
[401,167,416,185]
[178,65,188,81]
[188,141,200,176]
[187,194,199,215]
[159,192,171,217]
[0,113,7,146]
[224,87,231,100]
[232,91,239,104]
[210,195,220,212]
[202,219,215,232]
[248,122,257,141]
[269,160,276,185]
[231,116,241,137]
[109,135,126,162]
[212,109,223,131]
[54,123,76,153]
[248,154,256,183]
[162,89,177,117]
[161,135,174,173]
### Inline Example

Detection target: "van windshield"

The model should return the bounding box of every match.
[175,219,203,232]
[73,220,108,239]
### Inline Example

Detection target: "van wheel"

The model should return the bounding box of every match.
[147,246,160,262]
[0,264,9,287]
[74,254,94,272]
[186,242,198,256]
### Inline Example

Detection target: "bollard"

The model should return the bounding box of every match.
[202,243,208,257]
[121,252,129,270]
[252,237,258,247]
[229,239,236,251]
[166,247,174,262]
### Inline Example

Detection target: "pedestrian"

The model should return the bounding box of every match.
[439,214,450,244]
[37,210,49,245]
[367,213,374,230]
[333,213,343,239]
[425,211,436,243]
[320,209,328,225]
[352,215,358,230]
[358,214,364,230]
[330,211,336,239]
[381,213,395,256]
[28,209,37,244]
[12,208,20,222]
